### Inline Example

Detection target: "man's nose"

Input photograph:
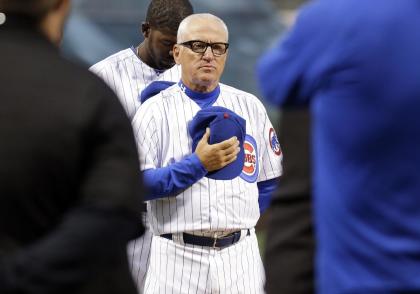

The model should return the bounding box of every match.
[202,46,215,59]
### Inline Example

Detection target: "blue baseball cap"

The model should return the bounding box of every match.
[140,81,175,103]
[188,106,246,180]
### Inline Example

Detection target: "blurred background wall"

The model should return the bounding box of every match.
[61,0,291,97]
[1,0,309,97]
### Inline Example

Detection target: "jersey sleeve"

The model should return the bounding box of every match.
[89,63,115,92]
[90,58,142,120]
[256,101,283,182]
[142,153,207,200]
[90,61,134,117]
[257,178,278,213]
[132,99,161,171]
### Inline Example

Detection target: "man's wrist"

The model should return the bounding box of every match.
[190,153,208,174]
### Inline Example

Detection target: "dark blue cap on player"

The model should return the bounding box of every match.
[188,106,246,180]
[140,81,175,103]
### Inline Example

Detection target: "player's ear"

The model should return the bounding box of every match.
[141,22,151,38]
[173,44,181,65]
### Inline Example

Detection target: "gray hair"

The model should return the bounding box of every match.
[177,13,229,43]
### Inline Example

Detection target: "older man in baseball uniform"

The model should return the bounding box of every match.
[132,13,282,293]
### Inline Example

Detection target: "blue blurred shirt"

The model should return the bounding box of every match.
[258,0,420,293]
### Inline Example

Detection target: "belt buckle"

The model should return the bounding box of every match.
[212,233,218,249]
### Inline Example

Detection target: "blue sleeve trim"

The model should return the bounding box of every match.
[143,153,207,200]
[258,178,278,213]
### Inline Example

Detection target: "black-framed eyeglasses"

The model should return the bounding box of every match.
[179,40,229,56]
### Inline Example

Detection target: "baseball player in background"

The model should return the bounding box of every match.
[89,0,193,291]
[133,13,282,293]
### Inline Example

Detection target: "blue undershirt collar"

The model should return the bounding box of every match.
[178,80,220,109]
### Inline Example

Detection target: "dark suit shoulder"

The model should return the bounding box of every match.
[0,28,142,242]
[0,27,121,116]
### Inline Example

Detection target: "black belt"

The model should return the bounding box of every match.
[160,229,250,250]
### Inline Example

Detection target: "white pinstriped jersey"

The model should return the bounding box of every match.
[89,48,181,120]
[132,83,283,235]
[90,47,181,293]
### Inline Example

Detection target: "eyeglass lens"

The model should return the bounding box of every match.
[189,41,228,55]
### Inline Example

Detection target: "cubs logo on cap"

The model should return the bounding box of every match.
[188,106,246,180]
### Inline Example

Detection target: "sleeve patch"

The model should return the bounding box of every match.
[269,128,282,156]
[240,134,259,183]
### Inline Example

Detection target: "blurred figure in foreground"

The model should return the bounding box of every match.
[262,109,314,294]
[0,0,144,293]
[258,0,420,293]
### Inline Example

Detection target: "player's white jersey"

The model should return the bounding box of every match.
[132,83,283,235]
[90,48,181,120]
[90,47,181,293]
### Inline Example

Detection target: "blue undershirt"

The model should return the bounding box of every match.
[143,82,277,213]
[257,179,277,213]
[177,80,220,109]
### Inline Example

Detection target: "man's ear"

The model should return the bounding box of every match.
[141,22,151,38]
[173,45,181,64]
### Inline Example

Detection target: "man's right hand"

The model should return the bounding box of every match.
[195,128,241,172]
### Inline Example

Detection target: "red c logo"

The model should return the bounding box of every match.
[243,142,256,175]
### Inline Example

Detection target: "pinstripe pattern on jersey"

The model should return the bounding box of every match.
[144,230,265,294]
[90,48,182,294]
[133,84,282,235]
[90,48,182,120]
[127,213,153,289]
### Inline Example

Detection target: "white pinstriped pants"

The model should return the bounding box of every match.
[128,213,153,293]
[143,229,265,294]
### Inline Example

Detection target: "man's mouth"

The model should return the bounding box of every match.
[200,64,215,70]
